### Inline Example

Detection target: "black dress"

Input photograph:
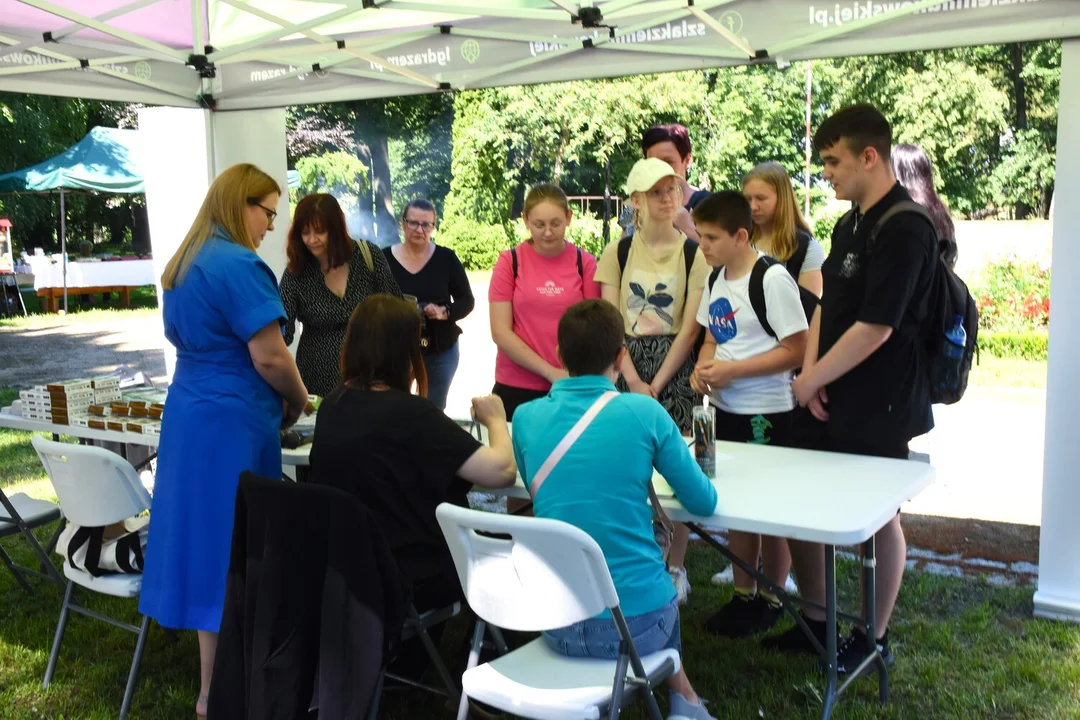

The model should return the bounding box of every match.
[279,242,402,397]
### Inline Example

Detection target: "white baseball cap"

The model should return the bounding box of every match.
[624,157,679,195]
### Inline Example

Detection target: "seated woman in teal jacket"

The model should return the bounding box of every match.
[512,299,720,720]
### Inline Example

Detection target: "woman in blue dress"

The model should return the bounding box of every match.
[139,163,309,717]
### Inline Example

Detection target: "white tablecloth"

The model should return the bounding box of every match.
[26,256,156,290]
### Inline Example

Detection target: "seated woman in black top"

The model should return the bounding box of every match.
[280,194,402,397]
[309,294,516,667]
[383,199,475,411]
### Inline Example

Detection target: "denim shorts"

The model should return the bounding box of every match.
[541,597,682,660]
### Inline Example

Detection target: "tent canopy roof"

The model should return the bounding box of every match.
[0,126,143,194]
[0,1,1077,110]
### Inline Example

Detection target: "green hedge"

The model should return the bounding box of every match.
[977,331,1048,361]
[435,218,514,270]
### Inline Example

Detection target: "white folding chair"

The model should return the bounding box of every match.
[436,503,679,720]
[31,436,153,720]
[0,483,65,593]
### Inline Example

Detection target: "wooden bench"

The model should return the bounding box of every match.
[36,286,134,313]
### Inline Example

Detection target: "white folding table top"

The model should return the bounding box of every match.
[278,421,933,546]
[0,409,159,448]
[5,411,930,546]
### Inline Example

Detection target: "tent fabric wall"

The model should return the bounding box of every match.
[0,1,1078,110]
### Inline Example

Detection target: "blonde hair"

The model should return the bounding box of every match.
[743,162,810,263]
[524,184,570,216]
[161,163,281,290]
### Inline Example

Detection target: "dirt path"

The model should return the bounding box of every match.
[0,312,167,388]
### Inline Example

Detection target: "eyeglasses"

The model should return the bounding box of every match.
[646,185,681,201]
[251,201,277,223]
[404,219,436,232]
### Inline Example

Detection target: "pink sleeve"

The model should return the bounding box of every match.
[488,250,515,302]
[581,251,601,299]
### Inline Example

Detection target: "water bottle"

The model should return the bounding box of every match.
[939,314,966,390]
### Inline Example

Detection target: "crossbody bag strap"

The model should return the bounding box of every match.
[647,479,675,535]
[528,391,619,499]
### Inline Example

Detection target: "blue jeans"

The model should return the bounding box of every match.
[542,597,682,660]
[424,343,460,411]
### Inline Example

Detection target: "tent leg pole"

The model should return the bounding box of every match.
[60,188,67,315]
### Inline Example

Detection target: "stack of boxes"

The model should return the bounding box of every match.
[18,377,157,433]
[88,388,166,436]
[19,379,115,425]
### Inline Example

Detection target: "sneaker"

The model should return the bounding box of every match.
[709,566,799,593]
[710,566,733,586]
[668,692,716,720]
[670,566,691,606]
[761,614,837,655]
[835,628,894,675]
[704,594,778,638]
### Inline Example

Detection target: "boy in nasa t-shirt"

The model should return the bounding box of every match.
[688,191,809,640]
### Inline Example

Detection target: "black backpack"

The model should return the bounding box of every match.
[854,201,978,405]
[706,255,819,339]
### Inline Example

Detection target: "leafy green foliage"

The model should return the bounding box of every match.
[435,216,513,270]
[977,331,1048,361]
[293,151,369,199]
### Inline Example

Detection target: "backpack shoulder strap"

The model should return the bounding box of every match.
[749,255,780,339]
[707,267,722,294]
[617,236,632,277]
[511,247,519,280]
[868,201,936,251]
[682,239,698,303]
[786,231,811,281]
[576,246,583,279]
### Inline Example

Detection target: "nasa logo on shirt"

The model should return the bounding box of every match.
[709,297,739,344]
[536,279,565,297]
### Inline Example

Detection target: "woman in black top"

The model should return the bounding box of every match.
[309,294,515,676]
[383,199,474,411]
[279,194,401,397]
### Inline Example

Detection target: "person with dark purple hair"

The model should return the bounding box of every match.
[619,123,711,241]
[892,143,958,269]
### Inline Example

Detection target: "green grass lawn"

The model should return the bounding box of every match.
[2,388,1078,718]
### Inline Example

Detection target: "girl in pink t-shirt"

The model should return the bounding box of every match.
[489,184,600,419]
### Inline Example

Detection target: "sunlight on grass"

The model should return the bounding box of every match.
[968,356,1046,389]
[0,306,158,331]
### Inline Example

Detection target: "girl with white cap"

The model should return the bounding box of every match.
[595,157,709,605]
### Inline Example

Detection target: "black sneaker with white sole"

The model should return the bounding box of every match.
[835,628,894,675]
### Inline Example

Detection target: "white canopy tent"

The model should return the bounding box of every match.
[2,0,1078,624]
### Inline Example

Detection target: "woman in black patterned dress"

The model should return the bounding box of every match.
[279,194,402,397]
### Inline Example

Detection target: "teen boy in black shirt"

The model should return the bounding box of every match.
[770,105,937,671]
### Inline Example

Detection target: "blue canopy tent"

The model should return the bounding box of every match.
[0,126,144,313]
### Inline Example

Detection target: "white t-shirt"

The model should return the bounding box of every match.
[695,252,809,414]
